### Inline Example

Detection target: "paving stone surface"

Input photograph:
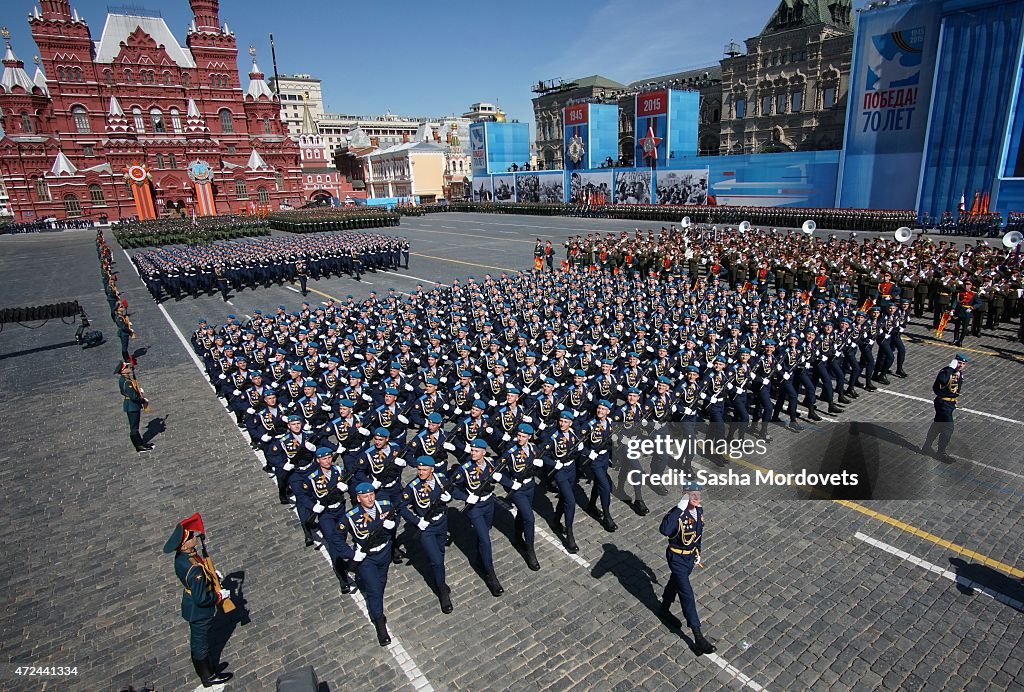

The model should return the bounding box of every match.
[0,215,1021,692]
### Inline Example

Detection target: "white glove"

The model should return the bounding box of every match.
[763,377,771,386]
[371,479,382,490]
[443,441,456,451]
[492,472,503,482]
[382,519,396,530]
[684,407,695,416]
[453,407,463,415]
[337,482,348,492]
[502,433,511,442]
[395,458,407,467]
[353,548,367,562]
[362,393,372,402]
[522,416,533,423]
[677,495,689,510]
[397,414,410,425]
[219,374,227,380]
[485,426,494,434]
[215,569,224,580]
[261,434,272,442]
[358,427,370,436]
[588,450,599,461]
[417,518,430,531]
[533,458,544,467]
[511,481,522,491]
[312,502,325,513]
[539,422,547,431]
[246,407,256,415]
[439,491,452,502]
[466,493,479,505]
[464,443,472,453]
[554,461,564,470]
[695,554,702,566]
[283,461,295,471]
[218,588,231,601]
[783,373,791,380]
[488,399,498,407]
[231,389,241,396]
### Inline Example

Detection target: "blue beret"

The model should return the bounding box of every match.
[235,355,247,362]
[685,365,700,373]
[373,427,391,437]
[560,410,575,420]
[416,455,436,467]
[384,387,399,396]
[354,482,375,494]
[459,370,473,378]
[738,347,752,355]
[764,338,777,346]
[390,361,402,369]
[544,377,557,385]
[657,376,672,384]
[286,414,302,422]
[303,378,317,388]
[472,399,486,409]
[263,389,278,397]
[574,369,587,377]
[289,364,304,372]
[597,399,613,409]
[425,377,440,386]
[315,446,334,458]
[338,398,354,408]
[507,386,521,395]
[517,423,534,434]
[626,387,641,394]
[471,439,488,449]
[426,412,443,424]
[955,353,970,362]
[328,356,341,363]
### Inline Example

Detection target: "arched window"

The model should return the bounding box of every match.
[124,69,132,82]
[257,186,269,203]
[219,108,233,133]
[155,153,165,169]
[262,117,271,134]
[21,111,33,133]
[89,184,105,203]
[71,105,90,133]
[150,107,166,133]
[182,73,190,87]
[131,106,145,133]
[169,107,182,133]
[104,69,113,84]
[168,154,177,169]
[63,194,82,217]
[71,67,82,82]
[57,67,66,81]
[275,172,283,192]
[234,179,247,199]
[163,71,171,85]
[35,177,50,201]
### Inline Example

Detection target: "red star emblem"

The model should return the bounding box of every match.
[639,125,662,162]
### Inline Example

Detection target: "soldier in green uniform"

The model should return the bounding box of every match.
[118,361,153,453]
[164,521,233,688]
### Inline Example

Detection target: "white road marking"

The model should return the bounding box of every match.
[854,532,1024,612]
[154,301,435,691]
[286,286,301,293]
[705,654,768,691]
[878,389,1023,425]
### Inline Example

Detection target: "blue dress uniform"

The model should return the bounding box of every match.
[353,429,407,561]
[399,457,454,612]
[658,496,716,655]
[581,402,617,532]
[497,424,543,570]
[301,449,356,593]
[923,354,968,461]
[345,484,396,645]
[265,416,318,505]
[540,411,582,553]
[164,523,232,687]
[450,440,506,596]
[404,413,452,472]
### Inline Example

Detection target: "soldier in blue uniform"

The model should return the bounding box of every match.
[497,423,543,570]
[399,456,454,613]
[581,400,617,532]
[450,439,505,596]
[540,410,582,553]
[265,414,318,507]
[301,447,356,593]
[657,488,716,655]
[346,483,397,645]
[922,354,969,463]
[353,427,407,563]
[164,522,233,687]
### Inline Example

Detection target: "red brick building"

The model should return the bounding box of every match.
[0,0,306,222]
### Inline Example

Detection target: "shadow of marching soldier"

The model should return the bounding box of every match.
[208,570,252,670]
[948,558,1024,613]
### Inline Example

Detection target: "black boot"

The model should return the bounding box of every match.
[657,601,682,629]
[846,386,859,399]
[194,656,232,687]
[484,570,504,597]
[564,525,579,554]
[302,523,315,547]
[837,393,851,405]
[601,508,617,532]
[758,422,772,442]
[807,406,822,422]
[788,417,802,432]
[437,584,453,613]
[633,497,649,517]
[864,381,877,392]
[692,629,717,655]
[895,369,908,378]
[877,374,891,385]
[373,616,391,646]
[524,543,540,571]
[827,402,842,414]
[335,558,355,595]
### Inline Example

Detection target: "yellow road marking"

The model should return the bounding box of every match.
[913,336,1024,362]
[727,455,1024,578]
[404,227,536,244]
[410,252,518,272]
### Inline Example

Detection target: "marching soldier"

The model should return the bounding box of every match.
[399,456,454,613]
[301,447,356,593]
[450,440,506,596]
[497,423,543,570]
[922,354,969,463]
[657,488,716,656]
[540,410,582,553]
[346,483,397,646]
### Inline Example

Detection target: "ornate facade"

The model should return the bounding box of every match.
[0,0,305,222]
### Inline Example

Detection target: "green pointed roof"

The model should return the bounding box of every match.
[761,0,853,35]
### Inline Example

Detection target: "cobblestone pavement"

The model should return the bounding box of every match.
[0,215,1022,692]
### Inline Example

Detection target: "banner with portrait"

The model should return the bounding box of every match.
[614,170,653,204]
[492,174,515,202]
[515,172,564,203]
[569,171,612,205]
[655,169,709,206]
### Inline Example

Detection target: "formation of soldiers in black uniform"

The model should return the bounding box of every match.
[1,217,96,233]
[174,218,1024,650]
[927,211,1006,237]
[131,231,411,302]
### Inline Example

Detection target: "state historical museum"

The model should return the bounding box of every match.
[0,0,304,222]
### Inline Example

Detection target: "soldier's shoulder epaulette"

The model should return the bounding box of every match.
[379,499,393,510]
